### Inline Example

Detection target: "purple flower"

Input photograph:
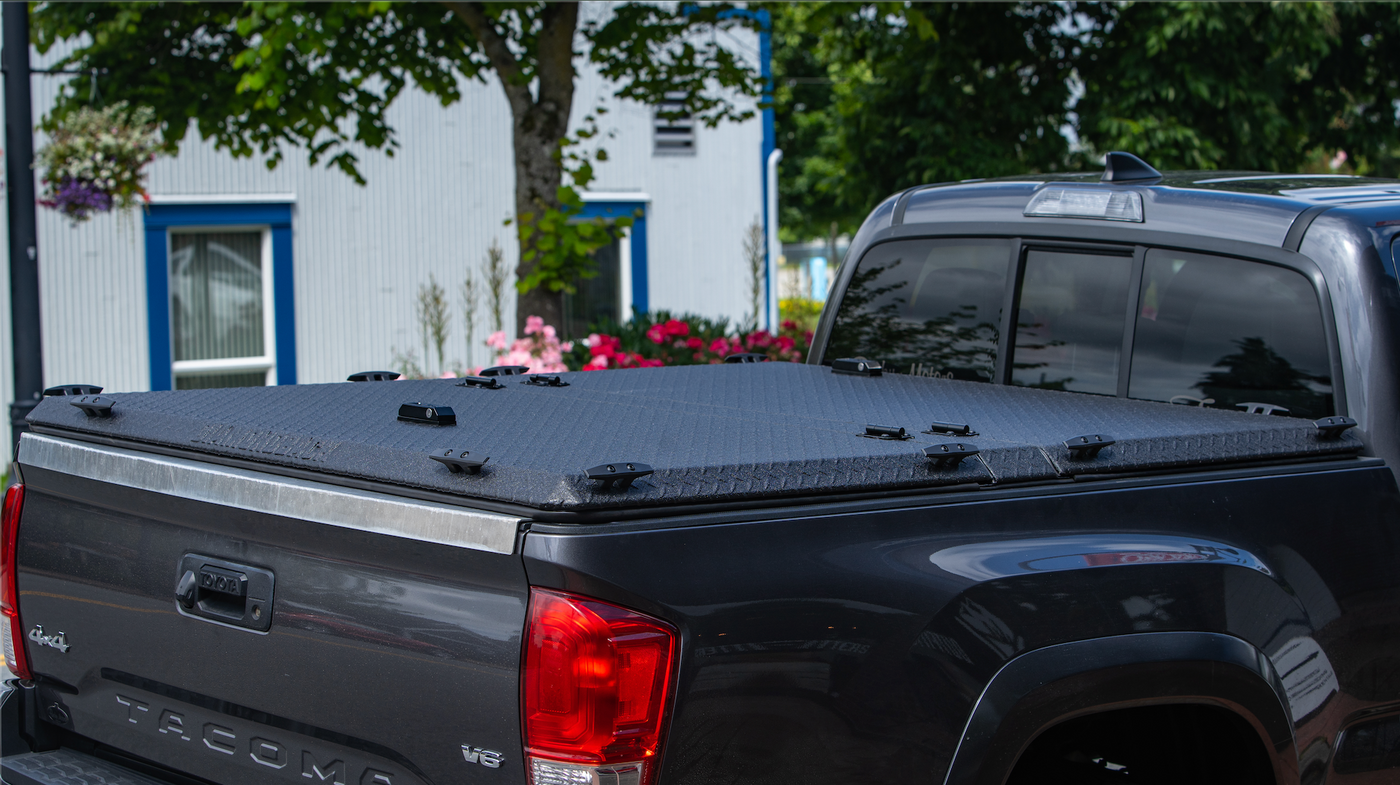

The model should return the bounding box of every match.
[39,178,113,222]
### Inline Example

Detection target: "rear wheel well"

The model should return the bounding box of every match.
[1005,703,1275,785]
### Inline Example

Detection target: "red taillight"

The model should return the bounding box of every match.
[523,589,676,785]
[1,483,31,680]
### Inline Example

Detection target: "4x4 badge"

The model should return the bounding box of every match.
[28,625,70,653]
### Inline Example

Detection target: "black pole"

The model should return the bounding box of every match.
[4,2,42,459]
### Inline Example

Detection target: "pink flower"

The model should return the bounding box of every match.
[486,331,508,350]
[439,371,457,379]
[646,324,666,344]
[584,355,609,371]
[524,315,545,335]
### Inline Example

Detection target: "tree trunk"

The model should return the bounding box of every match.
[450,2,578,335]
[512,114,568,331]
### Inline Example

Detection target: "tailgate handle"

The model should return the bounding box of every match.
[176,555,275,632]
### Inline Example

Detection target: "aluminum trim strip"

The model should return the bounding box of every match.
[17,433,521,555]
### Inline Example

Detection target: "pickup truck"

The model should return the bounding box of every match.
[4,153,1400,785]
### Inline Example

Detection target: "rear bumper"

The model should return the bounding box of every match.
[2,748,167,785]
[2,685,177,785]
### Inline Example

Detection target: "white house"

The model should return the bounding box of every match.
[1,8,775,450]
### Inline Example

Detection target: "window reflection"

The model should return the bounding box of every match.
[826,240,1009,381]
[1011,250,1131,395]
[1129,251,1333,418]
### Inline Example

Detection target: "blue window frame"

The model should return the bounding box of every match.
[578,200,649,315]
[144,202,296,390]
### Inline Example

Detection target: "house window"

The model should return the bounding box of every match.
[144,201,296,391]
[170,230,275,389]
[654,92,696,155]
[563,234,623,340]
[573,198,650,337]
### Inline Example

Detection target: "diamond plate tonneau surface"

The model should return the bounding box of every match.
[25,363,1361,512]
[1,749,167,785]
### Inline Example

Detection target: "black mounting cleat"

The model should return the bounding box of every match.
[1064,434,1114,459]
[585,462,654,492]
[429,449,489,474]
[70,395,115,418]
[44,384,103,397]
[924,442,980,469]
[1314,416,1359,440]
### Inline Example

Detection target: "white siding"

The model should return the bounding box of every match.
[4,5,764,421]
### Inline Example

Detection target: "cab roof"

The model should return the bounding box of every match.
[893,171,1400,248]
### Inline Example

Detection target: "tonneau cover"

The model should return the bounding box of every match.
[25,363,1361,513]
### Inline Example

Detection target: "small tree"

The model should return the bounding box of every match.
[743,218,765,331]
[417,274,450,376]
[461,270,481,368]
[484,238,509,335]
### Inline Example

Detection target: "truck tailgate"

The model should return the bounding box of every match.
[13,433,528,785]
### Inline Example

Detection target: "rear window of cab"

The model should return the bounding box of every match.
[826,239,1335,419]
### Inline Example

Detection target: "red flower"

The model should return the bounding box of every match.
[646,324,666,344]
[663,319,690,337]
[686,336,703,350]
[639,358,665,368]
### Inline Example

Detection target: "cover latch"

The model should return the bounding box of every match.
[480,365,529,377]
[863,424,911,440]
[347,371,400,382]
[926,420,976,437]
[832,358,883,377]
[459,375,505,390]
[1065,434,1114,459]
[724,353,769,364]
[398,402,457,425]
[430,449,489,474]
[526,374,569,387]
[585,463,654,491]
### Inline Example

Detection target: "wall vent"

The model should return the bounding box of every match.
[654,92,696,155]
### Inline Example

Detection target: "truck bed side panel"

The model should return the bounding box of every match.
[523,463,1400,785]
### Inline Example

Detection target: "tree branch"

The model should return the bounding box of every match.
[445,1,530,108]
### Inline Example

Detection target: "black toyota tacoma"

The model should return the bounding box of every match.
[4,154,1400,785]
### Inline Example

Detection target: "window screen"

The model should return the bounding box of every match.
[1011,250,1132,395]
[1128,250,1332,418]
[825,239,1010,381]
[170,231,269,388]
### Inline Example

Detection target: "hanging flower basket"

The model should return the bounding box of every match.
[35,102,162,223]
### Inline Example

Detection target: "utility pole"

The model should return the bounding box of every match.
[4,3,43,458]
